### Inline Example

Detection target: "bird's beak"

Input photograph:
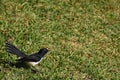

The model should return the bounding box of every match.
[46,48,50,51]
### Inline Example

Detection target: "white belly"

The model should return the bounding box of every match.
[28,58,43,66]
[29,61,40,66]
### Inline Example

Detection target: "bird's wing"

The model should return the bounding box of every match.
[6,41,27,57]
[16,54,40,62]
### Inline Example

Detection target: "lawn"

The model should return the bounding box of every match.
[0,0,120,80]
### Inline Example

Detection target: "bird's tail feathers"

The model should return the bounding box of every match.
[5,41,27,57]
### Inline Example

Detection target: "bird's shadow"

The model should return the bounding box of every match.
[10,61,30,69]
[0,58,30,69]
[0,59,39,73]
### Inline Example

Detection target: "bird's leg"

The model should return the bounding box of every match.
[31,66,39,73]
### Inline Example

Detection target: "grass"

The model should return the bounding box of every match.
[0,0,120,80]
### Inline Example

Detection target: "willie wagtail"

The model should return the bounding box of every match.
[5,41,48,67]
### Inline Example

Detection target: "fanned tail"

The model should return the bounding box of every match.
[5,41,27,57]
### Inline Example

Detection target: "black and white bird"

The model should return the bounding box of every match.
[5,41,48,67]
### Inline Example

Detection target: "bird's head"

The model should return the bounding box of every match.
[38,48,49,54]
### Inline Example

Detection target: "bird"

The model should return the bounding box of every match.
[5,41,48,68]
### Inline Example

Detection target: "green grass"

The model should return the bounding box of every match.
[0,0,120,80]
